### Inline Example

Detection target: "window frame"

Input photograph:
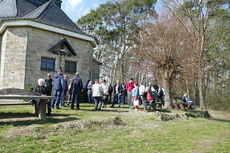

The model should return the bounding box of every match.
[65,61,77,74]
[40,57,55,71]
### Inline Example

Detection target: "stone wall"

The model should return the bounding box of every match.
[0,35,2,77]
[0,28,28,89]
[0,26,97,89]
[25,27,94,88]
[92,59,100,82]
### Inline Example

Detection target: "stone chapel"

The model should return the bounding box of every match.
[0,0,100,89]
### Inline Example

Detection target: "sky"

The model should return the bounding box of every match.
[61,0,163,23]
[62,0,108,23]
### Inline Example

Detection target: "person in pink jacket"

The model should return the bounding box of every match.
[126,78,134,108]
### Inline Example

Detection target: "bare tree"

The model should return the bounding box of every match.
[135,14,192,108]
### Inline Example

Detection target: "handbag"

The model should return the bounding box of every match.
[134,99,139,106]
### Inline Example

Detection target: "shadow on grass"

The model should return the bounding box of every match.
[0,112,37,119]
[158,109,172,113]
[211,118,230,123]
[78,108,129,113]
[0,112,79,126]
[182,110,230,123]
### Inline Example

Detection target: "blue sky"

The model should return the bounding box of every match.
[62,0,108,23]
[61,0,163,23]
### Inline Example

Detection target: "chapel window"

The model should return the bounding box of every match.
[40,57,55,71]
[65,61,77,74]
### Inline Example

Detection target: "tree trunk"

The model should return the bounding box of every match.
[186,79,190,99]
[163,71,173,108]
[198,60,206,111]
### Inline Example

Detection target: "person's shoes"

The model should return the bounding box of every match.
[110,106,114,108]
[71,107,74,110]
[62,105,66,107]
[56,107,61,109]
[47,113,52,116]
[51,106,54,109]
[77,108,80,110]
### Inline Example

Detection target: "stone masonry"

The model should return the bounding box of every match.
[0,26,97,89]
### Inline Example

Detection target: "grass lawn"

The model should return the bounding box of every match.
[0,103,230,153]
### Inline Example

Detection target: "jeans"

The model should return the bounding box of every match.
[122,95,127,104]
[102,95,108,107]
[47,91,52,115]
[71,92,80,109]
[108,94,112,103]
[143,100,156,111]
[51,89,62,109]
[139,95,143,105]
[94,97,102,110]
[127,92,132,107]
[188,101,195,109]
[61,90,67,106]
[68,92,72,105]
[158,96,165,106]
[112,94,121,107]
[87,93,94,104]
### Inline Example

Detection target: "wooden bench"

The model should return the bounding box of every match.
[0,88,55,120]
[145,100,163,111]
[173,98,189,109]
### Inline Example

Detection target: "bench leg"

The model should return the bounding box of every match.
[38,99,47,120]
[35,102,39,115]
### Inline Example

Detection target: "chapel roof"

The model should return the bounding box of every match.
[0,0,86,35]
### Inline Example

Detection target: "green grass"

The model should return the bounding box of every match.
[0,104,230,153]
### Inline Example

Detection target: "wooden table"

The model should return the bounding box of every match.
[0,95,55,120]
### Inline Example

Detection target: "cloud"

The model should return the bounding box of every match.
[76,6,90,17]
[65,0,83,11]
[92,3,99,9]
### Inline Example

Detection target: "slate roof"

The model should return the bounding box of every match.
[0,0,87,36]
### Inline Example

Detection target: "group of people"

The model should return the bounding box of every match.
[86,78,165,111]
[33,71,195,115]
[33,70,83,115]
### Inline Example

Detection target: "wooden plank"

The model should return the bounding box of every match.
[38,99,47,120]
[0,89,56,120]
[0,102,31,105]
[0,95,55,100]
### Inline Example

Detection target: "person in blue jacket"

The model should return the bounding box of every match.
[51,70,64,109]
[132,82,139,110]
[182,93,195,109]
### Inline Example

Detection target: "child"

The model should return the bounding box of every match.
[132,82,139,110]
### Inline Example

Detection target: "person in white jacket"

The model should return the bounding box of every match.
[92,80,104,111]
[101,80,109,108]
[139,83,145,105]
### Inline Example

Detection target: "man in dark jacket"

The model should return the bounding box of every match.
[71,72,83,110]
[51,70,64,109]
[45,73,52,115]
[111,80,122,108]
[108,83,113,103]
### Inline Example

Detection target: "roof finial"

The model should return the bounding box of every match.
[52,0,62,8]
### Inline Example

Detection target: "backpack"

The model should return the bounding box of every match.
[159,88,164,96]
